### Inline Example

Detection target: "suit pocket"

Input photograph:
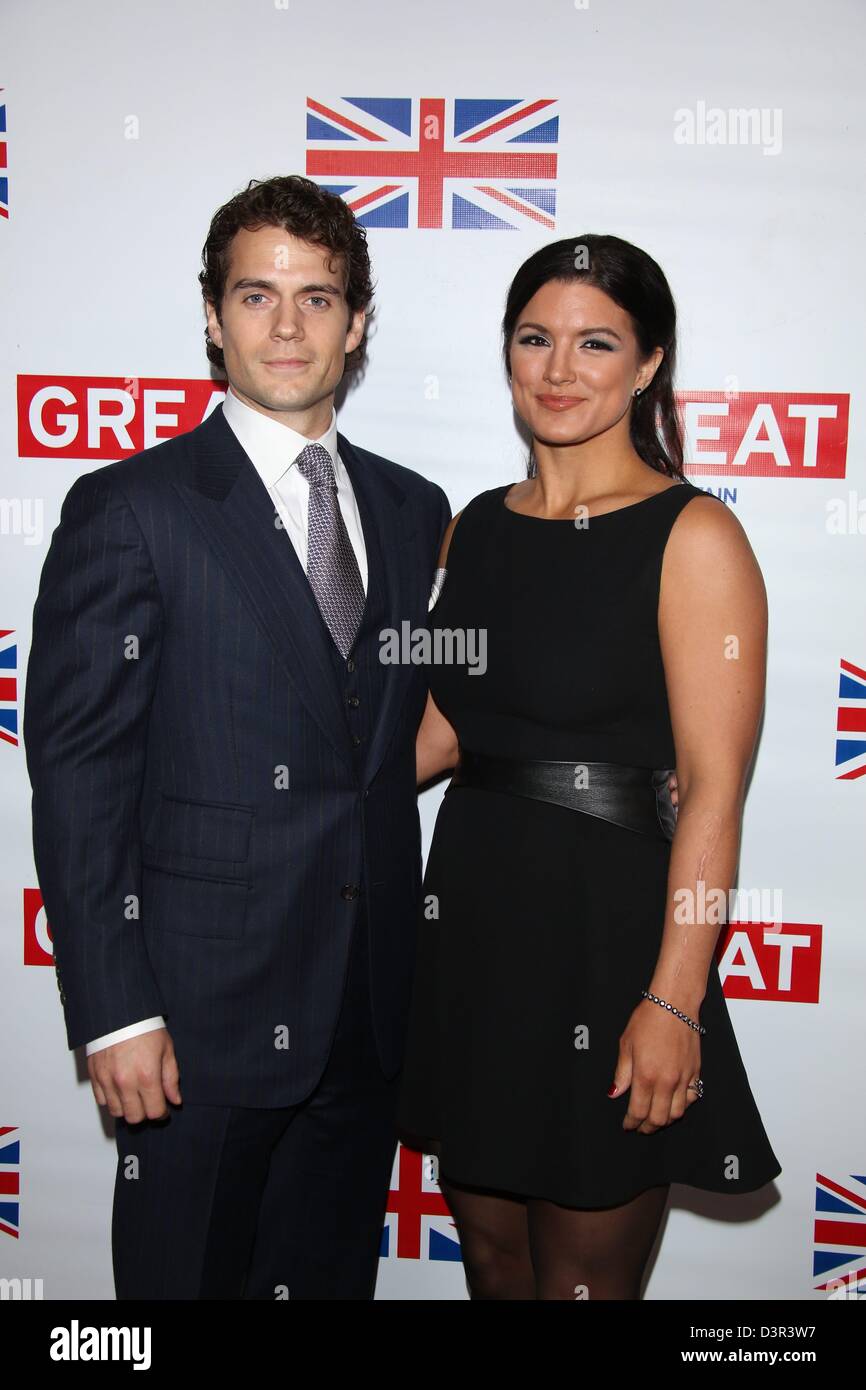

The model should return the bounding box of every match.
[142,865,249,940]
[143,794,254,867]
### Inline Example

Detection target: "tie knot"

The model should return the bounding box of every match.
[295,442,335,489]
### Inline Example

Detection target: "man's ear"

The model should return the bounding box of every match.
[345,307,366,354]
[205,299,223,348]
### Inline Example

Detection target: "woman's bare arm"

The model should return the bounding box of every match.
[416,689,459,785]
[614,494,767,1134]
[650,495,768,1014]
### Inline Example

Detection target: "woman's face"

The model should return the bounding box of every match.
[508,278,662,451]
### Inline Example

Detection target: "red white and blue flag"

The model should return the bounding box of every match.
[380,1144,461,1261]
[0,89,7,219]
[813,1170,866,1294]
[0,1126,20,1239]
[306,97,558,230]
[835,658,866,779]
[0,630,18,746]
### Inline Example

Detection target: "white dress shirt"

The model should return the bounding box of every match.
[85,385,368,1056]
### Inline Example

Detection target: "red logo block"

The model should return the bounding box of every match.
[681,392,848,477]
[23,888,53,966]
[717,920,822,1002]
[18,376,227,461]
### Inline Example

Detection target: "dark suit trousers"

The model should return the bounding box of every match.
[111,898,401,1299]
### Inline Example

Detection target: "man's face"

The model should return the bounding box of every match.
[205,224,365,431]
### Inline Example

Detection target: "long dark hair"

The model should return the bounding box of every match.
[199,174,375,374]
[502,234,685,479]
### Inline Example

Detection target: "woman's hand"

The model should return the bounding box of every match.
[610,999,702,1134]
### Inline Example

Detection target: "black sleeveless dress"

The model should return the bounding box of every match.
[396,480,782,1209]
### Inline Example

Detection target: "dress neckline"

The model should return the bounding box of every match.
[499,480,685,523]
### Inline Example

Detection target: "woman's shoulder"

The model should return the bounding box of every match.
[667,482,746,532]
[646,477,721,522]
[435,485,510,567]
[667,478,721,501]
[664,485,760,578]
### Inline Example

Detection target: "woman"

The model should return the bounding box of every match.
[396,234,781,1300]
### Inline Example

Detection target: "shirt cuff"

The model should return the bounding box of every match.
[85,1016,166,1055]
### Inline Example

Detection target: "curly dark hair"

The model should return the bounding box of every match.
[199,174,375,373]
[502,234,685,480]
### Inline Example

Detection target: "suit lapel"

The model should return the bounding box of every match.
[337,432,418,788]
[171,404,419,785]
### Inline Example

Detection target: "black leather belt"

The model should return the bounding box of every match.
[448,748,677,842]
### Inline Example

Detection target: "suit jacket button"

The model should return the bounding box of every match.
[340,884,360,900]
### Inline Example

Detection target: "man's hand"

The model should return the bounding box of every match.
[88,1028,181,1123]
[668,770,679,810]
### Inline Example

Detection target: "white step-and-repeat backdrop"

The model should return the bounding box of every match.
[1,0,863,1301]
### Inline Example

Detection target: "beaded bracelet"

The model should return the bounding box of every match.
[641,989,706,1035]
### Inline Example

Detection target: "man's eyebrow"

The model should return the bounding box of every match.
[515,320,623,341]
[228,277,345,297]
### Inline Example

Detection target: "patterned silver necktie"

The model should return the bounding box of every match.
[294,442,365,658]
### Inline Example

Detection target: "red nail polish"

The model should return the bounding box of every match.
[607,1083,618,1097]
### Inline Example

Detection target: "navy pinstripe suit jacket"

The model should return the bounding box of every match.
[23,403,451,1106]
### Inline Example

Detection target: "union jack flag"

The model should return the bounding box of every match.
[0,630,18,746]
[0,1126,20,1239]
[835,657,866,779]
[380,1143,461,1261]
[813,1171,866,1295]
[0,90,7,219]
[306,97,558,230]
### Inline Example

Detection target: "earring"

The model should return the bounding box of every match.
[633,387,642,397]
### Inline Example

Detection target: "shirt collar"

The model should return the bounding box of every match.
[221,384,340,488]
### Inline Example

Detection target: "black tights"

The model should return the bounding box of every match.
[438,1173,670,1300]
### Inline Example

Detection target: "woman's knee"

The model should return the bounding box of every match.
[461,1233,534,1299]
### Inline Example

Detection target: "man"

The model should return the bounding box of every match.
[23,174,451,1299]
